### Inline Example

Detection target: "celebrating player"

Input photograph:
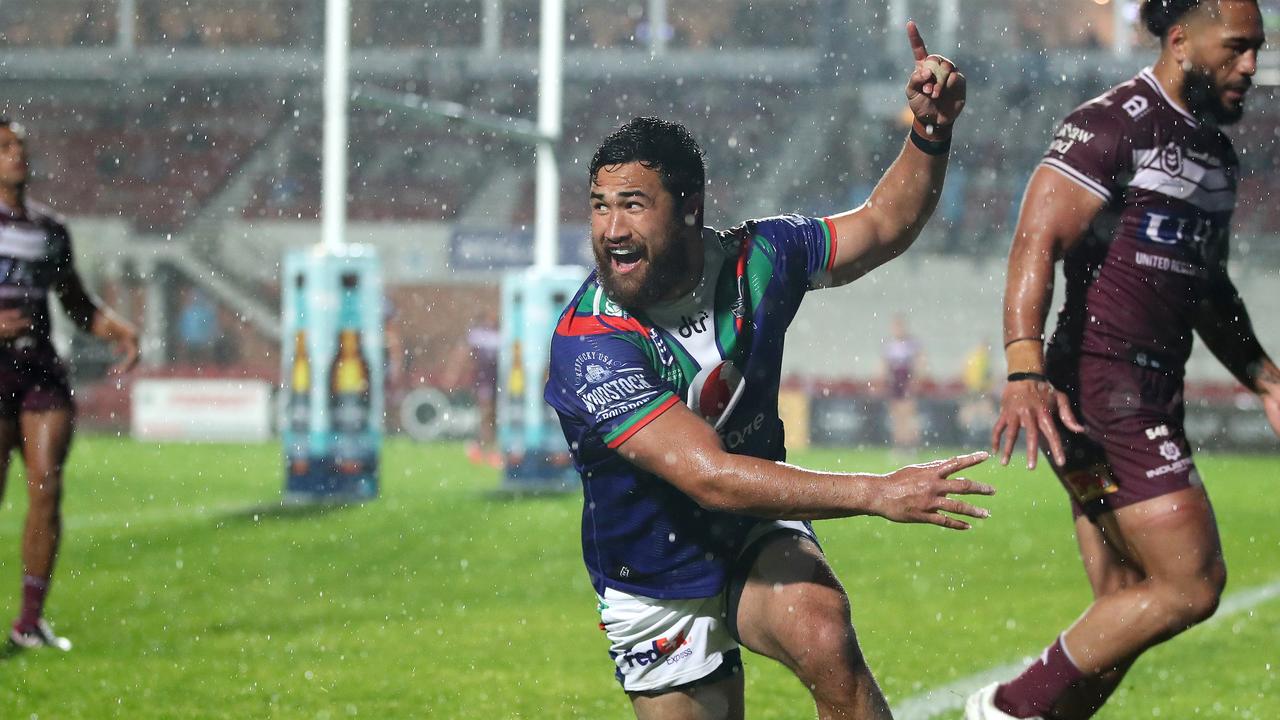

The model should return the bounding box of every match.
[974,2,1277,718]
[0,119,140,651]
[545,23,988,719]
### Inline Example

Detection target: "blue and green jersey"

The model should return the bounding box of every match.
[544,214,837,599]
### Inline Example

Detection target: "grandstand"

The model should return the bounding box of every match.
[1,0,1277,441]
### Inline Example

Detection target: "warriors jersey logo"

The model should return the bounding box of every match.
[687,360,745,430]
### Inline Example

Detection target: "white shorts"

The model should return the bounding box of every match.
[596,520,815,693]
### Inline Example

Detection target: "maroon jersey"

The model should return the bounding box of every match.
[0,199,74,355]
[1042,69,1237,373]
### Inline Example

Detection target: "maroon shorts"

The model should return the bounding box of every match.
[0,349,75,418]
[1045,353,1199,519]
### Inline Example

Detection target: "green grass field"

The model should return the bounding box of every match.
[0,438,1276,719]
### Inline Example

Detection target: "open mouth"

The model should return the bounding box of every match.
[607,245,644,274]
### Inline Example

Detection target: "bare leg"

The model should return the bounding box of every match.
[0,415,17,505]
[19,409,74,584]
[1059,487,1225,677]
[734,534,892,720]
[1047,513,1142,719]
[630,673,745,720]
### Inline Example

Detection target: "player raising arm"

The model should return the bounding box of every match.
[546,22,987,720]
[975,2,1276,718]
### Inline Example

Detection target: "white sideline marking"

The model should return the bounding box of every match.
[891,577,1280,720]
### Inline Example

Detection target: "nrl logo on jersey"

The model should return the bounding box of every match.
[1159,142,1183,176]
[602,297,627,317]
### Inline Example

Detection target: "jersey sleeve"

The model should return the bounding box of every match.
[1039,102,1130,204]
[749,214,838,291]
[544,322,680,450]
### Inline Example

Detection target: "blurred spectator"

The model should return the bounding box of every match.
[444,308,501,468]
[881,314,924,455]
[176,286,217,364]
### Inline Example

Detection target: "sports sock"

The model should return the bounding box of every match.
[994,634,1085,718]
[15,575,50,632]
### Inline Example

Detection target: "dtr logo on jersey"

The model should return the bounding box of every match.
[687,360,744,430]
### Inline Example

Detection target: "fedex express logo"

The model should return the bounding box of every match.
[621,631,690,668]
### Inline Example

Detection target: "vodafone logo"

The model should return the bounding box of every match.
[687,360,744,430]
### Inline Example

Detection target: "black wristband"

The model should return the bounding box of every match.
[1007,371,1050,384]
[910,128,951,156]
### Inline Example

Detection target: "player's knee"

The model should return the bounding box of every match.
[26,469,64,507]
[1182,563,1226,625]
[785,596,861,677]
[1160,565,1225,629]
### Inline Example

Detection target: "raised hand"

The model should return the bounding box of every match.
[904,20,966,130]
[991,378,1085,469]
[871,451,994,530]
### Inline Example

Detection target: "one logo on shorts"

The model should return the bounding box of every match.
[1145,424,1170,440]
[1159,441,1181,461]
[621,631,689,668]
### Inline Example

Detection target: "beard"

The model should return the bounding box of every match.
[594,218,693,310]
[1184,66,1247,125]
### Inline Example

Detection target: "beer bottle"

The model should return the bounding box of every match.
[330,273,372,474]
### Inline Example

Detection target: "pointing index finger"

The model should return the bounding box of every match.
[939,451,990,476]
[906,20,928,61]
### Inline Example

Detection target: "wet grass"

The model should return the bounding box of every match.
[0,438,1275,718]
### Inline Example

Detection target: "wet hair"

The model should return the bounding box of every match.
[589,117,705,204]
[1141,0,1255,38]
[0,117,26,140]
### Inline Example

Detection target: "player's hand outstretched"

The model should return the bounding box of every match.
[872,451,993,530]
[992,378,1085,469]
[904,20,966,130]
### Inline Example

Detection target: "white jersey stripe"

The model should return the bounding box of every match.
[1041,159,1111,203]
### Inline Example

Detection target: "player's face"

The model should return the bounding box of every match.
[1184,1,1264,124]
[0,127,28,189]
[590,162,698,309]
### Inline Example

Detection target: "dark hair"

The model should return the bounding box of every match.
[589,117,705,203]
[1141,0,1254,38]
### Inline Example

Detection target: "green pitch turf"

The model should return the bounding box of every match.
[0,438,1276,718]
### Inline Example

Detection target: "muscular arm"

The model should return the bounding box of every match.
[1194,269,1280,435]
[992,167,1104,467]
[617,400,992,530]
[1194,269,1275,391]
[826,132,951,285]
[1002,167,1105,372]
[54,269,140,373]
[825,21,966,286]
